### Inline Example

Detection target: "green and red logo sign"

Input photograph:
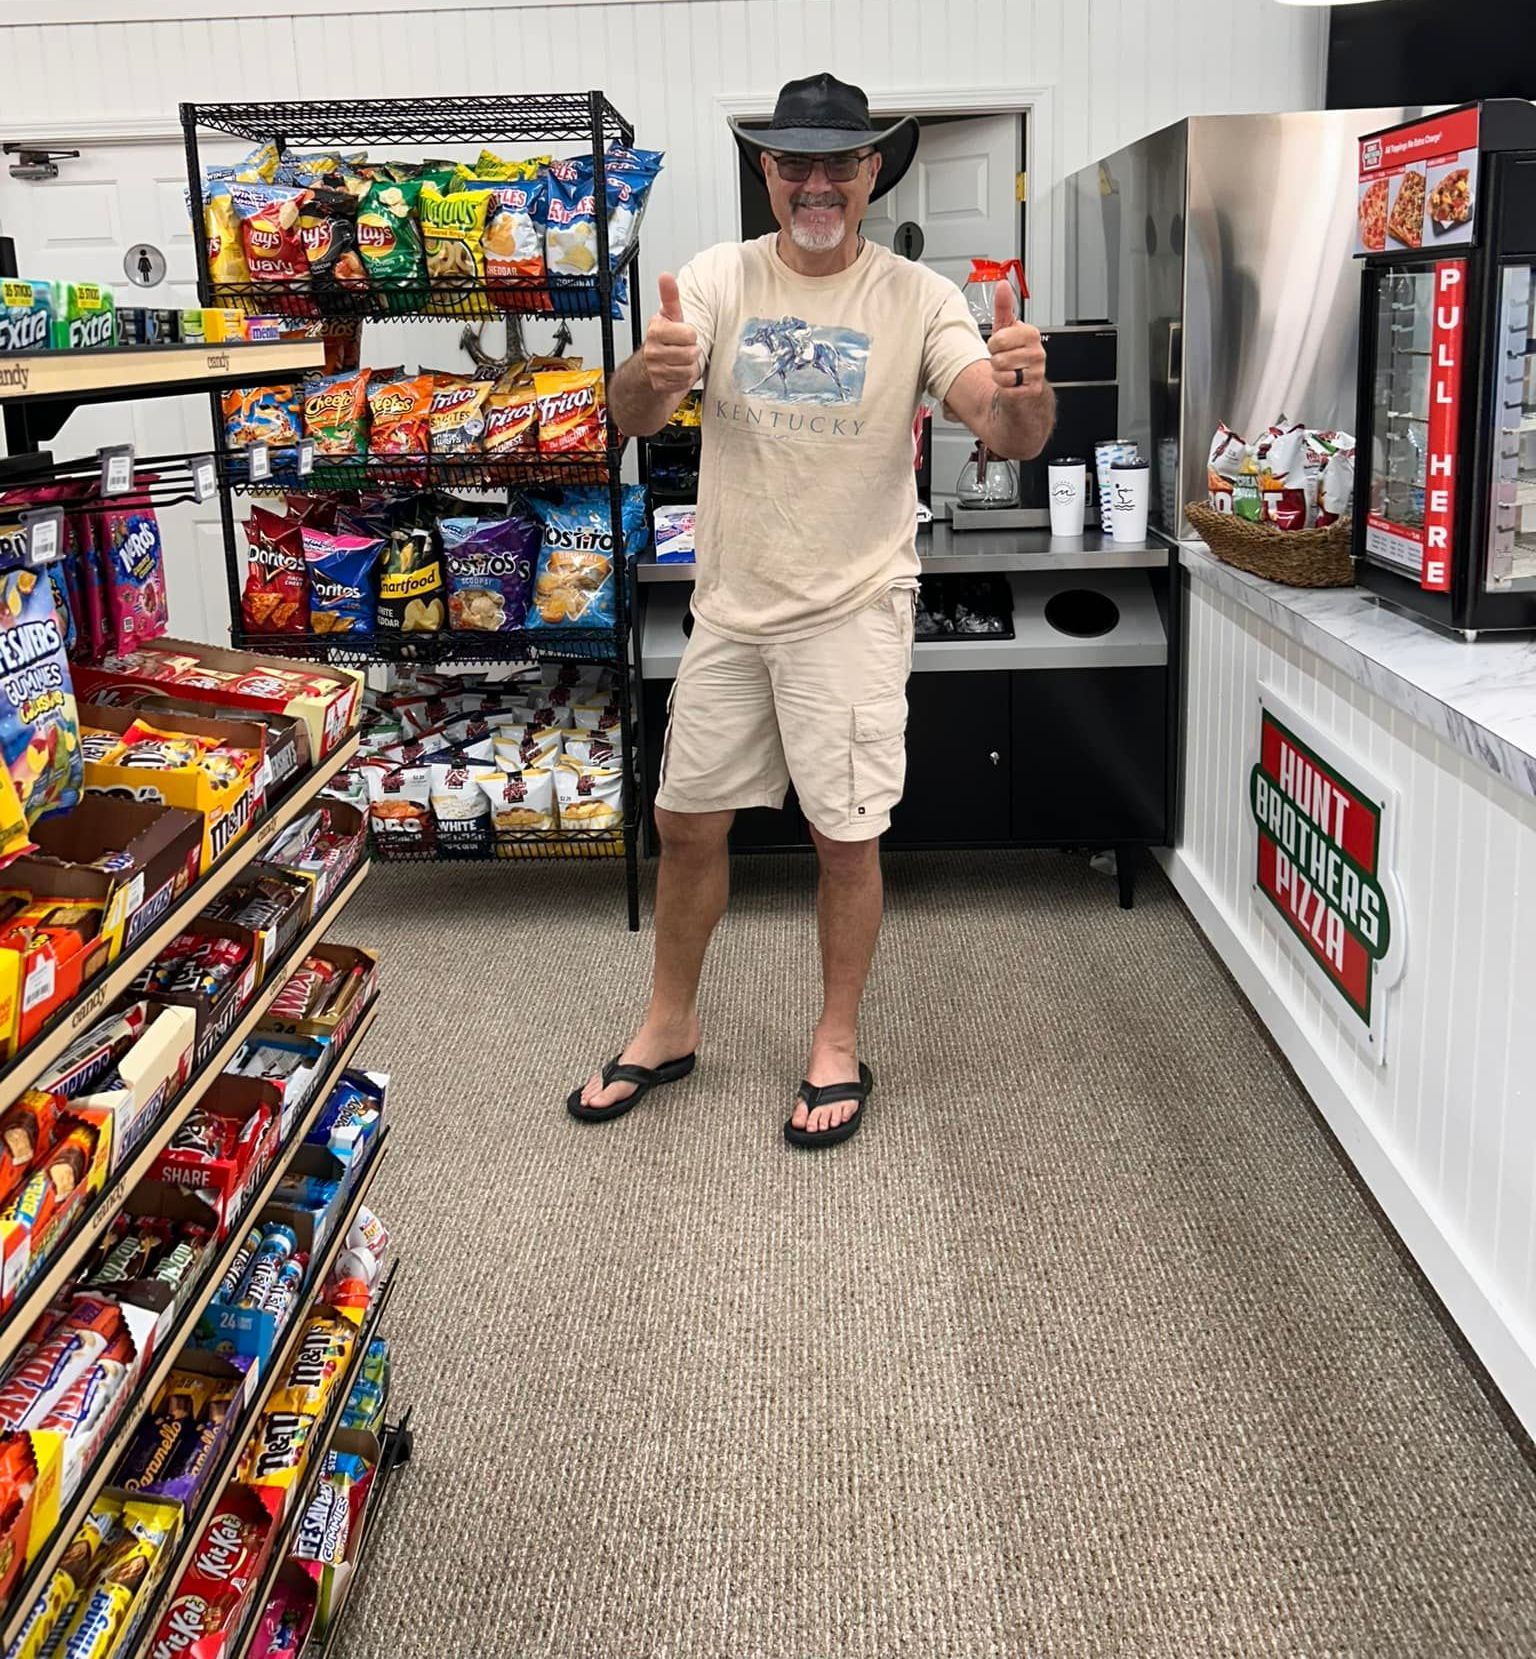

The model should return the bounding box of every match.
[1248,693,1404,1054]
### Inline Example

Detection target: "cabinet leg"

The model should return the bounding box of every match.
[1116,846,1136,909]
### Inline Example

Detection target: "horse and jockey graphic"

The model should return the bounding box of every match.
[731,315,871,407]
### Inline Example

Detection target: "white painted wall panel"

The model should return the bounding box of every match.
[0,0,1327,330]
[1170,576,1536,1432]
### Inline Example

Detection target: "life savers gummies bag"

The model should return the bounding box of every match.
[0,567,82,824]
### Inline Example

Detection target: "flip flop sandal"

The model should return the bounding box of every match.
[566,1053,697,1123]
[783,1062,873,1150]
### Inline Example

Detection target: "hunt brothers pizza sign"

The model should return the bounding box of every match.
[1248,689,1405,1059]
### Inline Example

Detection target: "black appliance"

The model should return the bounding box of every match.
[1352,99,1536,635]
[1018,323,1118,526]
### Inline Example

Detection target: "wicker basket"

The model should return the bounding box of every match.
[1185,502,1354,588]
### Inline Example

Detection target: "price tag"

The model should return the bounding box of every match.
[22,508,65,567]
[248,443,271,482]
[296,440,315,478]
[100,445,135,497]
[191,454,216,503]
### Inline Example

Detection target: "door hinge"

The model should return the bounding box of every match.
[1015,170,1028,203]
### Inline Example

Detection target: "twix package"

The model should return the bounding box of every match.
[533,368,606,455]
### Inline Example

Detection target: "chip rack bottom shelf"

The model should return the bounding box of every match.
[368,823,629,862]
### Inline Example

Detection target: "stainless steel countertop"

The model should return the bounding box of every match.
[637,523,1171,582]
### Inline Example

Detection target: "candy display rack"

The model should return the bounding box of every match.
[0,338,408,1655]
[181,92,651,930]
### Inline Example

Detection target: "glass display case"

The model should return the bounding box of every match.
[1352,100,1536,636]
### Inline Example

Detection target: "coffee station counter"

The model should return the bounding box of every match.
[633,522,1178,901]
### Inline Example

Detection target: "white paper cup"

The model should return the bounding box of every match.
[1047,459,1087,537]
[1110,460,1151,543]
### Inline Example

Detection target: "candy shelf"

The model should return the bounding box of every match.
[0,732,361,1113]
[311,1405,413,1659]
[223,444,625,494]
[0,860,370,1377]
[228,627,619,669]
[182,90,649,931]
[118,1141,394,1659]
[0,342,326,410]
[220,1257,401,1659]
[0,996,379,1650]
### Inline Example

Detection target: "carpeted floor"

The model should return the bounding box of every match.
[329,851,1536,1659]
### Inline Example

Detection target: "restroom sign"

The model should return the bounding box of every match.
[1247,688,1405,1060]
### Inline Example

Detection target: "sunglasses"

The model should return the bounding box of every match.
[771,151,872,183]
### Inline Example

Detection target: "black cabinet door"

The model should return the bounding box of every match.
[1010,668,1167,842]
[888,671,1012,845]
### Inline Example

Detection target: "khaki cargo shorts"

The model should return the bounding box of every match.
[655,586,916,841]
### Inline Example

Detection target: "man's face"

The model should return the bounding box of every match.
[763,149,882,253]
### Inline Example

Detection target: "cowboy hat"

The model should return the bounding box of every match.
[729,73,918,202]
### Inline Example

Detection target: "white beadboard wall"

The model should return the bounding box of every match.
[1165,576,1536,1433]
[0,0,1328,325]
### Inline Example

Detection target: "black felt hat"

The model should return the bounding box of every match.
[730,73,918,202]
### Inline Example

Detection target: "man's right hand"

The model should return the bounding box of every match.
[643,273,700,395]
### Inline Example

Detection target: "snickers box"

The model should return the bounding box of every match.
[28,796,203,954]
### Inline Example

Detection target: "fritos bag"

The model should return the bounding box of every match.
[533,369,606,455]
[428,378,491,455]
[483,378,539,455]
[240,505,308,635]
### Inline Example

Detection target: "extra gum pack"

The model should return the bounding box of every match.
[0,279,56,355]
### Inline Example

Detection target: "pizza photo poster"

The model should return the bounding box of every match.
[1356,105,1480,256]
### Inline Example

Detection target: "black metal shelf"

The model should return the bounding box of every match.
[184,91,633,148]
[372,822,630,863]
[223,444,623,495]
[230,626,619,668]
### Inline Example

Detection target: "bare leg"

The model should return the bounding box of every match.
[579,807,733,1110]
[790,829,884,1135]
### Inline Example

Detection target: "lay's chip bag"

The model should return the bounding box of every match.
[357,179,428,312]
[0,567,82,824]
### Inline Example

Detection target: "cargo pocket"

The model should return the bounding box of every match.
[849,694,909,826]
[658,679,680,788]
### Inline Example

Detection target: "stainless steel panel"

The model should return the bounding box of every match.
[1181,109,1414,531]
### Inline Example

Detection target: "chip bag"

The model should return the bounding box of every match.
[1316,445,1356,529]
[470,174,548,291]
[1206,424,1247,515]
[534,369,606,455]
[1257,419,1309,532]
[441,515,539,632]
[525,486,646,631]
[545,158,600,280]
[224,383,303,454]
[475,763,555,833]
[0,567,82,824]
[367,374,433,457]
[357,179,427,311]
[241,505,308,635]
[376,528,444,636]
[602,146,664,268]
[231,182,311,285]
[303,528,382,635]
[299,185,368,295]
[202,181,252,286]
[420,181,490,302]
[428,377,490,455]
[555,758,623,831]
[483,377,539,455]
[304,368,372,458]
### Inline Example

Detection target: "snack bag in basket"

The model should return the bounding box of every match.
[1206,424,1247,515]
[1258,420,1309,532]
[1315,445,1356,529]
[357,179,428,311]
[420,182,491,303]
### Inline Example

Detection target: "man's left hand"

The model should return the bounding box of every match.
[988,283,1047,397]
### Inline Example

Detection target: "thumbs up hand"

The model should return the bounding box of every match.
[643,272,700,395]
[987,280,1046,398]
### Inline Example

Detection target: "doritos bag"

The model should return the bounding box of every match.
[241,505,308,635]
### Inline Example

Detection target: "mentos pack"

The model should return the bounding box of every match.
[53,282,117,350]
[0,280,56,355]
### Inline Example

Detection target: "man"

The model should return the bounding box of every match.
[569,73,1054,1148]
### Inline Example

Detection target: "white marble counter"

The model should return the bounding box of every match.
[1181,542,1536,801]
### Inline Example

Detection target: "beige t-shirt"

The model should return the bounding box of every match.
[675,234,988,642]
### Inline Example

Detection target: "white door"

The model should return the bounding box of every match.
[0,136,247,644]
[864,113,1021,509]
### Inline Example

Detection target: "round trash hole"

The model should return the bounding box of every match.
[1044,588,1120,638]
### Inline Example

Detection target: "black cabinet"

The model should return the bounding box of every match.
[888,672,1012,845]
[1010,668,1167,841]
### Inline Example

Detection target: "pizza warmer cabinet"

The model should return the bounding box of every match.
[1352,99,1536,636]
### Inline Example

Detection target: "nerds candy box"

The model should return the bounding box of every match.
[0,279,56,354]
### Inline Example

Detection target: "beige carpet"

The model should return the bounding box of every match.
[328,852,1536,1659]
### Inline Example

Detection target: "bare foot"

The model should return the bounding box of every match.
[578,1013,701,1112]
[789,1030,863,1136]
